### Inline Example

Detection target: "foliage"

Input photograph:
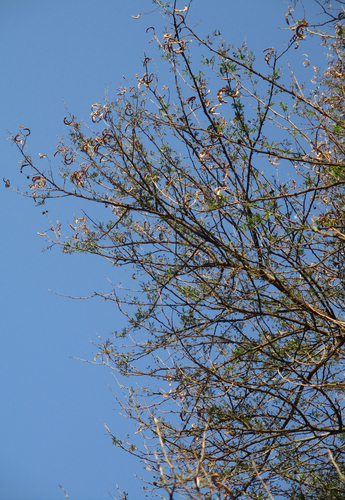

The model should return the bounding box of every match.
[8,1,345,498]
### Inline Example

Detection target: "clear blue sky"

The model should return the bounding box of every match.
[1,1,322,499]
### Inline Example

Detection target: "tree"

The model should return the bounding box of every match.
[8,1,345,498]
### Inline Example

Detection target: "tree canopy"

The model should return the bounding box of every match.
[8,1,345,498]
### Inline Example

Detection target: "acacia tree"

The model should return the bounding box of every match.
[8,1,345,498]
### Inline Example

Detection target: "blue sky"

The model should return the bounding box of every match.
[1,1,323,499]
